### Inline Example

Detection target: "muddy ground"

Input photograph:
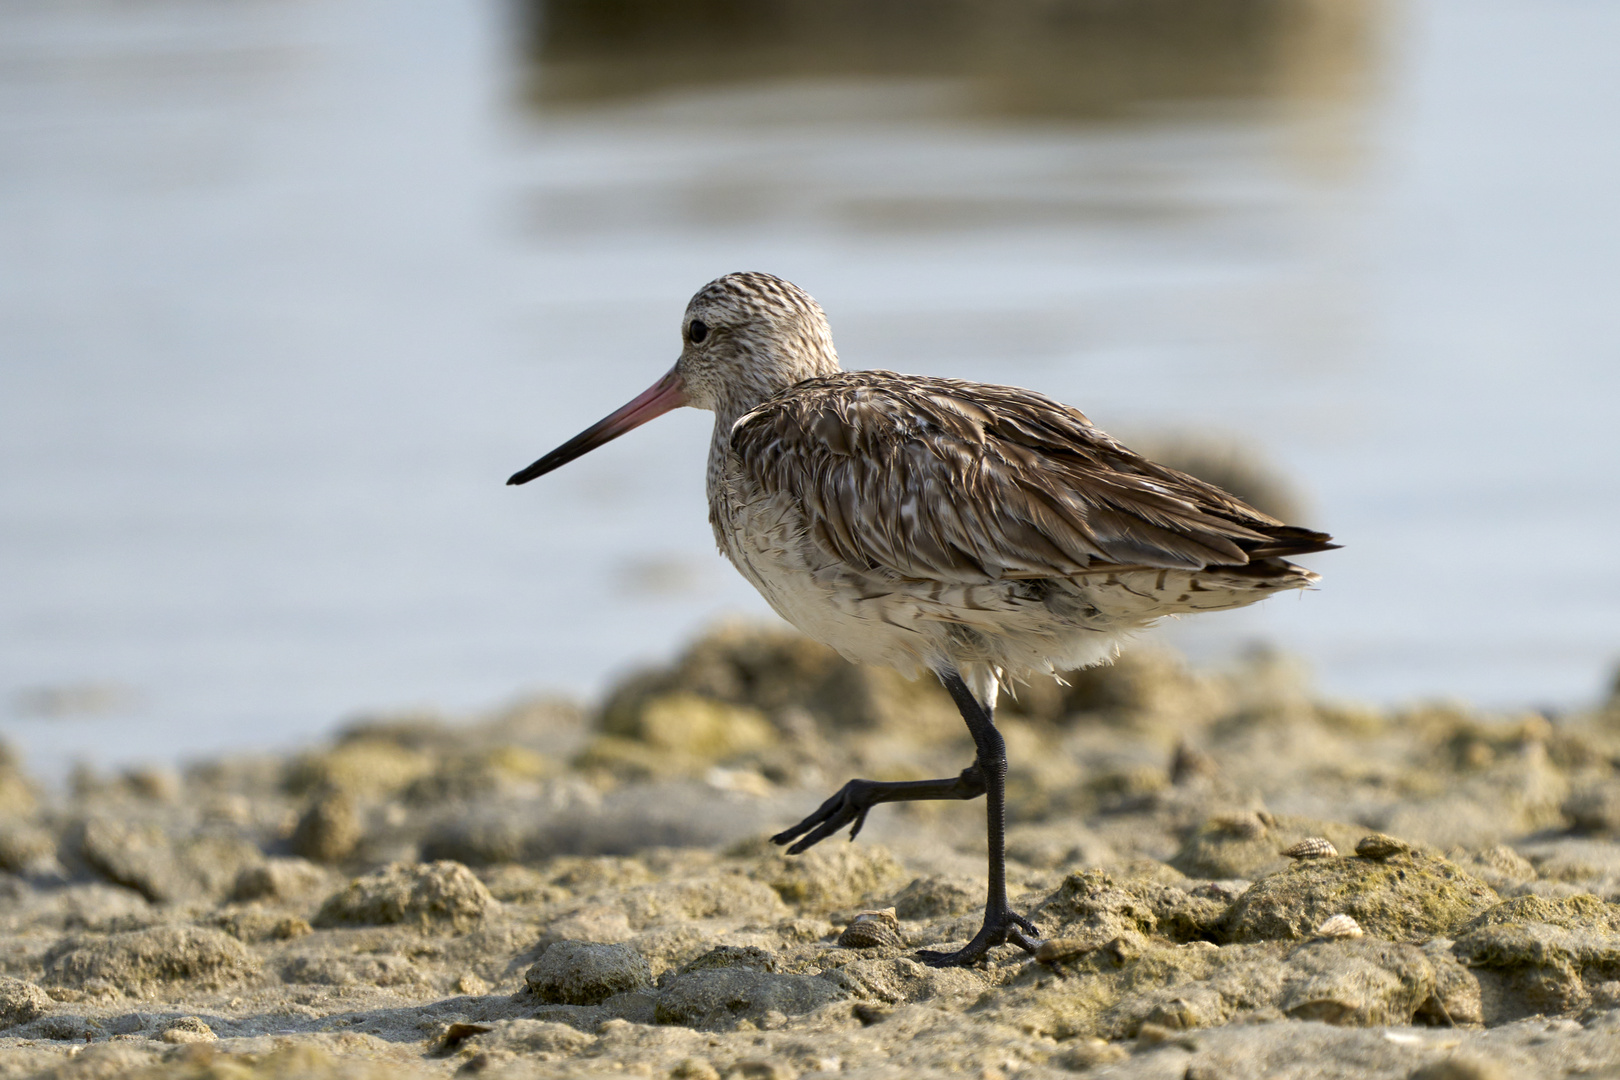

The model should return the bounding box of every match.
[4,622,1620,1079]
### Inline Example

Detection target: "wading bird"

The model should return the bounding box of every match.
[508,272,1336,966]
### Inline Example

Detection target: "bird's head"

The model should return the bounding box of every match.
[507,272,839,486]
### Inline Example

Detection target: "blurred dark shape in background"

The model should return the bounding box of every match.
[525,0,1371,116]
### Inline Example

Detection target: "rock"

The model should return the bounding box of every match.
[890,875,982,921]
[313,860,494,931]
[756,843,908,912]
[0,821,56,874]
[1035,870,1227,944]
[1057,647,1217,727]
[75,818,184,904]
[291,789,362,864]
[1418,938,1484,1026]
[455,1019,597,1057]
[1222,850,1499,944]
[525,941,652,1004]
[282,952,424,988]
[284,737,434,799]
[538,905,634,947]
[1452,894,1620,1017]
[607,693,777,760]
[823,956,985,1008]
[45,925,259,996]
[678,945,781,975]
[0,976,52,1028]
[1275,939,1438,1025]
[1172,815,1368,880]
[1003,821,1116,871]
[618,875,788,928]
[75,818,267,905]
[653,968,845,1029]
[158,1016,216,1043]
[1563,780,1620,834]
[1409,1057,1512,1080]
[230,857,330,903]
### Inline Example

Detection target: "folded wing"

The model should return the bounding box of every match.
[729,371,1336,584]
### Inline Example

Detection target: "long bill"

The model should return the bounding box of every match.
[507,367,689,486]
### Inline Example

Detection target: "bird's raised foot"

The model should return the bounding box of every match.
[916,908,1042,968]
[770,778,882,855]
[771,767,987,856]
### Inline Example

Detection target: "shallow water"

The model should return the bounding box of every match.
[3,0,1618,777]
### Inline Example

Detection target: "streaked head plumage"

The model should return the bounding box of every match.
[676,272,841,418]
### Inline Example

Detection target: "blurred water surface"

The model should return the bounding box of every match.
[3,0,1618,777]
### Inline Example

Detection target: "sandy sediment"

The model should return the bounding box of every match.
[4,622,1620,1078]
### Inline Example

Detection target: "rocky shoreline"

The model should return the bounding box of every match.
[4,623,1620,1078]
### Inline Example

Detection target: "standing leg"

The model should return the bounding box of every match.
[915,669,1042,967]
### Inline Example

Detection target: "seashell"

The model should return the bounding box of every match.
[1355,833,1409,860]
[837,908,902,949]
[1282,837,1339,860]
[1314,914,1364,939]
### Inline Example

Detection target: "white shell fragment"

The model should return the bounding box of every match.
[1283,837,1339,859]
[1315,914,1365,939]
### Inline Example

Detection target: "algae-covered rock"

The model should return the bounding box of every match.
[757,842,909,912]
[605,693,778,760]
[313,860,494,931]
[46,925,259,996]
[525,941,652,1004]
[1222,850,1499,944]
[284,737,435,799]
[1452,894,1620,1017]
[653,968,845,1029]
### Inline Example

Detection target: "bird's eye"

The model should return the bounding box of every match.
[688,319,708,344]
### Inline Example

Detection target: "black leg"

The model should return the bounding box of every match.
[771,766,987,854]
[914,671,1041,967]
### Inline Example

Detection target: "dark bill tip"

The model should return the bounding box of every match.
[507,367,688,487]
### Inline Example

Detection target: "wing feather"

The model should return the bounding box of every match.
[730,371,1336,583]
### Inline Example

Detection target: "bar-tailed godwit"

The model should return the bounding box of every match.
[509,272,1337,966]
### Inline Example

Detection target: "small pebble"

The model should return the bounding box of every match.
[1282,837,1338,859]
[1315,914,1364,939]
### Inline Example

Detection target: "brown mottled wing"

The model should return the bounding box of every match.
[729,371,1336,583]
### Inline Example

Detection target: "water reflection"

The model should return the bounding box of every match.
[526,0,1373,118]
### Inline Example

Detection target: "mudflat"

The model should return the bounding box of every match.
[4,623,1620,1079]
